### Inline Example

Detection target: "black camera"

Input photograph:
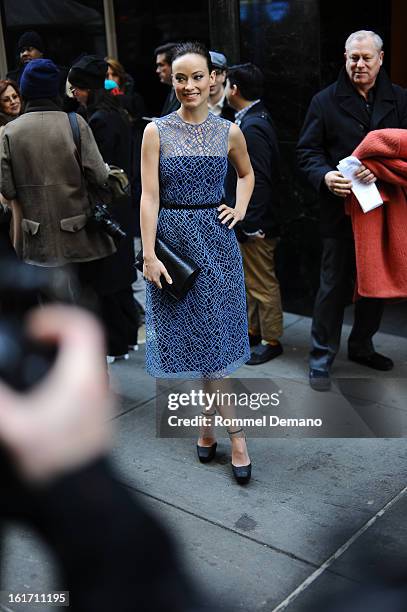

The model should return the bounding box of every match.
[89,203,126,242]
[0,260,71,391]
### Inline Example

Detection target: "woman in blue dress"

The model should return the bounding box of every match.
[140,42,255,484]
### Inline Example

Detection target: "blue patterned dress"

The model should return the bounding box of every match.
[145,111,250,378]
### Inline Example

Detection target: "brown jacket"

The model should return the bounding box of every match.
[0,100,115,266]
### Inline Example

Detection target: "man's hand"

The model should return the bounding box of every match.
[0,306,113,482]
[354,164,376,184]
[324,171,353,197]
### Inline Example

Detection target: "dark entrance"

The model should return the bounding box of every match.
[113,0,209,116]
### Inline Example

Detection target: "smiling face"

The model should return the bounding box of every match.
[172,53,215,109]
[0,85,22,117]
[345,36,383,92]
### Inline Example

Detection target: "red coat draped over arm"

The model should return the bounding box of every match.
[347,128,407,299]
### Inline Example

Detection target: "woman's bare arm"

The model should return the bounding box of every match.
[140,123,172,288]
[218,123,254,229]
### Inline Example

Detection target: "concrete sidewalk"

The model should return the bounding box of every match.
[3,312,407,611]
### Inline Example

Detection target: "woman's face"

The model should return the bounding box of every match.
[172,53,215,109]
[107,66,120,87]
[0,85,21,117]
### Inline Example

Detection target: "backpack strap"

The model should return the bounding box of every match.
[68,112,83,168]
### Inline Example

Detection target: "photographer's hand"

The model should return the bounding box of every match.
[0,306,113,482]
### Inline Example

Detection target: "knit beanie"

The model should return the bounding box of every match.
[20,59,60,100]
[17,31,45,53]
[68,55,108,90]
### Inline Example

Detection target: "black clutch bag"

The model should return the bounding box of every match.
[135,237,201,301]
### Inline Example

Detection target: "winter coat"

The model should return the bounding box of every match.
[297,68,407,237]
[346,129,407,299]
[86,104,137,295]
[0,99,115,266]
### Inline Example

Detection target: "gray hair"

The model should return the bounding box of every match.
[345,30,383,52]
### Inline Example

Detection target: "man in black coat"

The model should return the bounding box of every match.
[225,63,283,365]
[297,30,407,391]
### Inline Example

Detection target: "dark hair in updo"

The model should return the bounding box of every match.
[171,41,213,72]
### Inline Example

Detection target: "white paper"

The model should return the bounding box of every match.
[337,155,383,213]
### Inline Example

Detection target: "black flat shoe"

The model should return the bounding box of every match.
[348,351,394,371]
[232,463,252,485]
[197,442,217,463]
[247,342,283,365]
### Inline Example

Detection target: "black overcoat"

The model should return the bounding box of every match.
[87,107,137,295]
[297,67,407,236]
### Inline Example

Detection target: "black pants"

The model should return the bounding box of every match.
[99,287,139,356]
[310,238,385,372]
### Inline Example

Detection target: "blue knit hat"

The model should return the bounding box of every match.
[20,59,60,100]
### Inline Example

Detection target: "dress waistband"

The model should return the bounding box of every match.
[161,202,221,210]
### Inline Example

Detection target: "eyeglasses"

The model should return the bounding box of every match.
[0,94,20,104]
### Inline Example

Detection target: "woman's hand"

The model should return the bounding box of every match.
[217,204,245,230]
[143,256,173,289]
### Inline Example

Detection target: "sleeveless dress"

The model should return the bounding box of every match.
[145,111,250,378]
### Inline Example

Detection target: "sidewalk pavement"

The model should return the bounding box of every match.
[3,312,407,611]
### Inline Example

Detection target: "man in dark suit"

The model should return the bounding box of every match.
[225,63,283,365]
[154,42,180,117]
[297,30,407,391]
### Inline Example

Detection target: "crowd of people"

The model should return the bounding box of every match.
[0,29,406,478]
[0,25,406,610]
